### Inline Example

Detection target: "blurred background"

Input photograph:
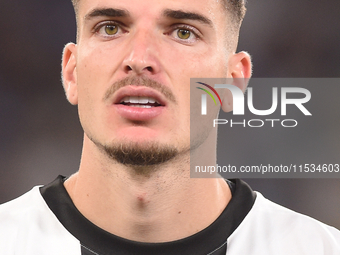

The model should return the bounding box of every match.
[0,0,339,229]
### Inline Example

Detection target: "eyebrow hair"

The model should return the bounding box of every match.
[163,9,213,26]
[84,8,130,21]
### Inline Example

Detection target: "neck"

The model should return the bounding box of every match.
[65,135,231,243]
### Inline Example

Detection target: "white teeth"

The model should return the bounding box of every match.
[138,97,149,104]
[121,96,130,103]
[130,96,139,104]
[120,96,159,104]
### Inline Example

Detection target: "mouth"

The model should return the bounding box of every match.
[119,96,162,108]
[111,86,167,121]
[113,86,167,106]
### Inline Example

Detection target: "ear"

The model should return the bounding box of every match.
[62,43,78,105]
[221,51,252,112]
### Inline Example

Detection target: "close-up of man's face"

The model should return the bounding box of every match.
[62,0,245,165]
[2,2,340,253]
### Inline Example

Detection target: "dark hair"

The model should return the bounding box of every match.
[71,0,246,26]
[224,0,247,25]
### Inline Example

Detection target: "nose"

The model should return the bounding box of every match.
[122,30,161,75]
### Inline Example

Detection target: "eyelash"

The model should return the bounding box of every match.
[93,21,202,43]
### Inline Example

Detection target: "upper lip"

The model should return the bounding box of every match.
[111,86,167,106]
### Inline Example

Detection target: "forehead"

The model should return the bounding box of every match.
[77,0,226,24]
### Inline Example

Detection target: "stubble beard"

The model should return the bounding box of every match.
[103,141,179,166]
[88,134,182,167]
[91,133,208,168]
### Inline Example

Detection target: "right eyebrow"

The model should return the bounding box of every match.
[84,8,130,21]
[163,9,213,27]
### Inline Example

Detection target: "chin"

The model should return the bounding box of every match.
[101,140,179,166]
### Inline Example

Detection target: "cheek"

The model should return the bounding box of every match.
[75,48,108,130]
[76,45,115,102]
[171,50,228,79]
[77,46,107,83]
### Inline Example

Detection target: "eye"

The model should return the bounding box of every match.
[94,21,125,38]
[177,29,191,40]
[104,24,118,35]
[169,25,201,44]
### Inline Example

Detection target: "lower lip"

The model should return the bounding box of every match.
[114,104,164,121]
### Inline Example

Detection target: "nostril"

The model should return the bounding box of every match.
[125,65,133,72]
[123,64,154,74]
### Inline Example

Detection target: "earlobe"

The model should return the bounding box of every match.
[221,51,252,112]
[62,43,78,105]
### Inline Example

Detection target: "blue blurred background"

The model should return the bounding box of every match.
[0,0,339,229]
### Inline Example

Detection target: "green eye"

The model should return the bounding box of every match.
[177,29,191,40]
[105,25,118,35]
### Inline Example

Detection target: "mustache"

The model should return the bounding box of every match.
[103,76,177,104]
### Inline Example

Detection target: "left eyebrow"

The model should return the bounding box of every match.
[163,9,213,27]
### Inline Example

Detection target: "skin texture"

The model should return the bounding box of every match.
[62,0,251,242]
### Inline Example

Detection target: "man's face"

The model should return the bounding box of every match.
[69,0,235,163]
